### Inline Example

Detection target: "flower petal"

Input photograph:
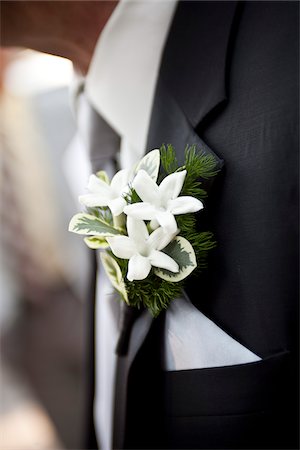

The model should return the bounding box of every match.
[108,196,127,216]
[167,196,203,215]
[126,216,149,243]
[124,203,157,221]
[87,174,112,196]
[110,169,131,196]
[156,211,178,234]
[150,219,159,230]
[147,226,177,251]
[106,236,136,259]
[149,250,179,273]
[132,170,160,204]
[79,193,111,207]
[127,254,151,281]
[159,170,186,204]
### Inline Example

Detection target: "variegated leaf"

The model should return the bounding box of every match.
[69,213,122,236]
[154,236,197,282]
[135,149,160,181]
[84,236,109,249]
[100,253,129,304]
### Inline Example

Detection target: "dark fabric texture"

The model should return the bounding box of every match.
[163,351,297,449]
[84,253,98,450]
[124,313,167,449]
[123,1,299,449]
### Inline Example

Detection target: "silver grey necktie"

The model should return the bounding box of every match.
[77,92,120,174]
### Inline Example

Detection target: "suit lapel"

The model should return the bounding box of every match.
[147,74,223,168]
[147,0,239,180]
[156,0,239,130]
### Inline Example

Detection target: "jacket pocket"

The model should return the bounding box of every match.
[163,350,298,449]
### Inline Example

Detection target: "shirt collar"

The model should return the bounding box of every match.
[85,0,177,155]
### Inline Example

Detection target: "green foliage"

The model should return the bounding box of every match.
[111,253,183,317]
[182,145,219,200]
[184,145,220,180]
[162,239,194,270]
[135,148,160,182]
[123,186,141,205]
[160,144,179,175]
[188,231,217,271]
[125,274,183,317]
[155,236,197,282]
[176,213,197,236]
[86,206,113,225]
[101,253,128,304]
[159,144,220,201]
[69,213,122,236]
[177,219,217,274]
[84,236,109,249]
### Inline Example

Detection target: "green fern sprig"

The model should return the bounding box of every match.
[125,274,183,317]
[159,144,219,200]
[181,145,220,199]
[193,232,217,271]
[184,145,220,180]
[182,181,208,199]
[176,213,197,235]
[160,144,179,175]
[110,253,183,317]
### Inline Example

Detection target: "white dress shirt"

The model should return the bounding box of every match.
[84,1,260,448]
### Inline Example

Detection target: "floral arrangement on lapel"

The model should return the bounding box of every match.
[69,145,219,316]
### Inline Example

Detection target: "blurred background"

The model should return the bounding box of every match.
[0,48,92,449]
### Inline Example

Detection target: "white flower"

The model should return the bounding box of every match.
[124,169,203,234]
[79,170,130,216]
[106,217,179,281]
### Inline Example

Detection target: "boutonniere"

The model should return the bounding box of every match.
[69,145,219,316]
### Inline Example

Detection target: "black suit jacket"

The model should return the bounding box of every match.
[122,2,298,449]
